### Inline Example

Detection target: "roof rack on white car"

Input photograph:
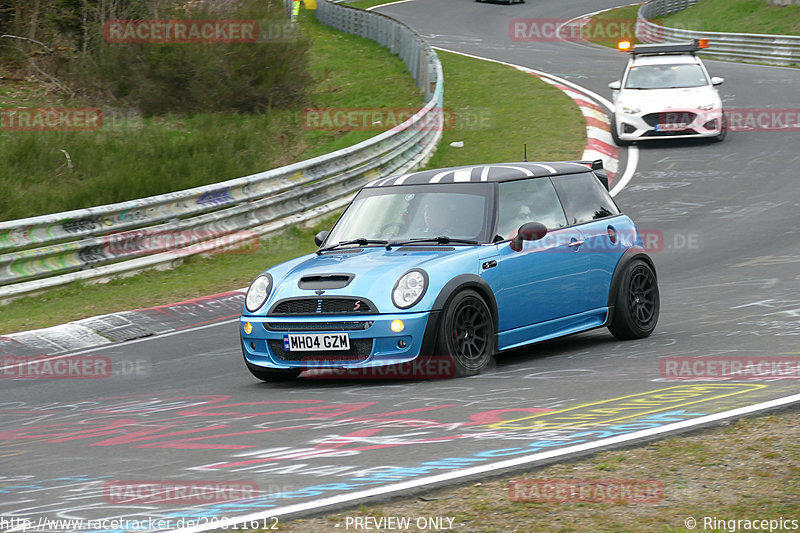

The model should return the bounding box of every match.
[617,39,710,56]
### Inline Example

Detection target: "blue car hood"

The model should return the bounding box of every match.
[265,246,482,313]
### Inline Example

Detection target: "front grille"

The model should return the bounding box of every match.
[270,297,375,316]
[641,129,700,137]
[264,321,373,331]
[642,112,697,127]
[268,339,373,362]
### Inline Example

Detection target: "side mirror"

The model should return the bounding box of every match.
[510,222,547,252]
[314,230,330,247]
[711,76,725,86]
[608,81,621,90]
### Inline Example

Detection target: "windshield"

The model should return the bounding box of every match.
[624,64,708,89]
[324,183,491,246]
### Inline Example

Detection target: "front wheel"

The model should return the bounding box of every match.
[711,112,727,142]
[608,259,659,340]
[436,289,495,377]
[610,115,632,147]
[245,361,301,382]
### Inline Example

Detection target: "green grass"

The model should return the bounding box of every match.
[0,9,586,334]
[662,0,800,36]
[424,51,584,168]
[585,5,646,49]
[0,11,419,220]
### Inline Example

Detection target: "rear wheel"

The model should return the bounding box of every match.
[245,361,301,382]
[437,290,495,377]
[608,260,659,340]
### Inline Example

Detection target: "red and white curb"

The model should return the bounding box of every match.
[536,77,619,181]
[0,290,245,357]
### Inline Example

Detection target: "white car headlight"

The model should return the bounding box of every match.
[621,105,641,115]
[245,274,272,312]
[698,103,717,111]
[392,269,428,309]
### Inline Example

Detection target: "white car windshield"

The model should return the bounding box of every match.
[325,184,490,245]
[625,64,708,89]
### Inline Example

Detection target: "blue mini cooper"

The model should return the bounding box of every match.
[240,161,659,381]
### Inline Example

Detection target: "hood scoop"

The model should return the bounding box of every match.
[298,273,354,290]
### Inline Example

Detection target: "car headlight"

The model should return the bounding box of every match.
[245,274,272,312]
[392,269,428,309]
[698,103,717,111]
[621,105,641,115]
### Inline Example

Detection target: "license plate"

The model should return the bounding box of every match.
[655,123,688,131]
[283,333,350,352]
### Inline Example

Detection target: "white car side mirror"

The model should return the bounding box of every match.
[711,76,725,86]
[608,81,621,90]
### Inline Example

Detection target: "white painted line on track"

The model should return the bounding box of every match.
[366,0,416,11]
[168,392,800,532]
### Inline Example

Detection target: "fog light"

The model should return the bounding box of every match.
[397,340,407,348]
[390,319,405,333]
[250,342,256,350]
[244,322,253,334]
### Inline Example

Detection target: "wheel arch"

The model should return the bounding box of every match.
[420,274,499,355]
[606,246,657,323]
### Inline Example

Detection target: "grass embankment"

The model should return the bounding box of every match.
[587,0,799,52]
[0,11,585,334]
[0,11,419,220]
[275,408,800,532]
[661,0,800,36]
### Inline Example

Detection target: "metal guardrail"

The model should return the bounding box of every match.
[0,0,443,301]
[637,0,800,67]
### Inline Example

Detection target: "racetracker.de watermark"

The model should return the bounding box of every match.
[1,356,112,379]
[509,478,664,503]
[1,108,102,131]
[301,107,492,132]
[661,357,800,380]
[508,18,700,43]
[104,480,259,504]
[300,355,457,380]
[102,229,259,257]
[510,229,702,253]
[104,19,298,43]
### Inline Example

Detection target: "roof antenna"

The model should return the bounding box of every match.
[523,143,528,162]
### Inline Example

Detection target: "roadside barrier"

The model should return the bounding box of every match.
[637,0,800,67]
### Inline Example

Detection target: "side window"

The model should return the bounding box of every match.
[496,178,567,239]
[552,173,620,226]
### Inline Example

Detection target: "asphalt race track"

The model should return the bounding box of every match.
[1,1,799,531]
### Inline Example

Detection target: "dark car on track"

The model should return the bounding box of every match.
[240,161,659,381]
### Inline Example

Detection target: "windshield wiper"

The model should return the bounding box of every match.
[317,238,389,254]
[385,236,478,249]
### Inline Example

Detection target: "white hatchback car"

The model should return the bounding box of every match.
[609,41,726,146]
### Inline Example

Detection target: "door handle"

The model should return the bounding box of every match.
[568,240,585,248]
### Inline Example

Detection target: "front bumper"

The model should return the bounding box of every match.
[241,311,437,370]
[615,108,723,141]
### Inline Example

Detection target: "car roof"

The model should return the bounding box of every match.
[365,162,593,188]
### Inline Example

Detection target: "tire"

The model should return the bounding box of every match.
[608,259,659,340]
[711,111,727,142]
[436,289,495,377]
[245,360,301,382]
[610,115,632,147]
